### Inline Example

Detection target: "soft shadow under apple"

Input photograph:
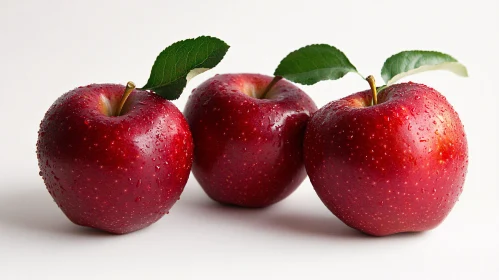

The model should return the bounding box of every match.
[0,184,113,238]
[265,212,366,239]
[178,189,368,240]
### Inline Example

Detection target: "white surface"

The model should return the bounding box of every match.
[1,0,498,279]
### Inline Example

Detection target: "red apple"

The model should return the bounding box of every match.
[184,74,317,207]
[37,84,193,234]
[304,82,468,236]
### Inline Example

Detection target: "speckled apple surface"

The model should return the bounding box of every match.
[36,84,193,234]
[184,74,317,207]
[304,82,468,236]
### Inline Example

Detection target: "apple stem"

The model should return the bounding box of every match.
[115,81,136,116]
[366,75,378,106]
[261,76,283,98]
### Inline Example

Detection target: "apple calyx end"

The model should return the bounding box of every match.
[115,81,136,116]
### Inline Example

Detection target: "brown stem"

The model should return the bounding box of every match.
[261,76,283,98]
[366,75,378,106]
[115,81,136,116]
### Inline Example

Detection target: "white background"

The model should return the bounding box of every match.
[1,0,498,279]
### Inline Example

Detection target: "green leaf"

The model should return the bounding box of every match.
[381,50,468,86]
[142,36,229,100]
[274,44,361,85]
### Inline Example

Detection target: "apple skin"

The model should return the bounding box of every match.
[184,74,317,207]
[304,82,468,236]
[37,84,193,234]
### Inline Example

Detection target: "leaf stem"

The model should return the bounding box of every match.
[115,81,136,116]
[356,71,366,80]
[261,76,283,99]
[366,75,378,106]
